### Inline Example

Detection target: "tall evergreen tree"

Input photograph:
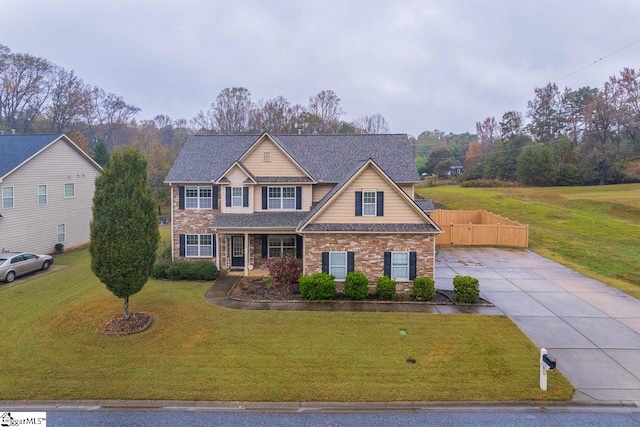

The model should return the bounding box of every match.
[92,139,110,167]
[90,147,159,318]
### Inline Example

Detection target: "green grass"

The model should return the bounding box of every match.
[418,183,640,298]
[0,226,572,401]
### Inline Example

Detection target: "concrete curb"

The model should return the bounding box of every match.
[0,399,638,412]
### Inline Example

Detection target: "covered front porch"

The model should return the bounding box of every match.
[213,211,308,276]
[217,233,303,276]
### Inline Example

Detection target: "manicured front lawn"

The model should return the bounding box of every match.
[418,183,640,298]
[0,227,572,402]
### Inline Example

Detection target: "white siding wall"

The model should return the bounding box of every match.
[0,139,100,254]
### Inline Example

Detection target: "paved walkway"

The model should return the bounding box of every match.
[436,247,640,404]
[206,247,640,404]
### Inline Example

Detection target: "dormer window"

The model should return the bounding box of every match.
[264,151,271,162]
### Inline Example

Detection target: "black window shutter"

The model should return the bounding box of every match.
[376,191,384,216]
[347,251,355,273]
[355,191,362,216]
[296,235,303,258]
[262,187,268,210]
[296,186,302,210]
[225,187,231,207]
[262,235,268,258]
[178,186,185,210]
[321,252,329,273]
[212,186,219,209]
[179,234,185,257]
[212,235,217,257]
[243,187,249,207]
[409,252,417,280]
[383,252,391,277]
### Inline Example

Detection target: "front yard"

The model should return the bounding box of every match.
[0,230,572,402]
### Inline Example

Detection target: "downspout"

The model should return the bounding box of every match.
[169,183,174,261]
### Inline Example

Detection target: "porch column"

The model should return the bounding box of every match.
[244,232,249,276]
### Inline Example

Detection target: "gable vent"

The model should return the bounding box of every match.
[264,151,271,162]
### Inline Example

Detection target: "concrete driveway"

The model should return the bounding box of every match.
[435,247,640,404]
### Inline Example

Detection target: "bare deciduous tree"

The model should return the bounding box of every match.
[353,113,389,134]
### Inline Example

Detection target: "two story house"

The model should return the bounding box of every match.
[0,134,102,254]
[164,133,441,285]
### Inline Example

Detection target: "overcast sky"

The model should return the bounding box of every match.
[2,0,639,136]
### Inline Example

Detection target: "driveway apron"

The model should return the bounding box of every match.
[436,247,640,404]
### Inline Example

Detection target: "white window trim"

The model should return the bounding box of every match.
[2,186,14,209]
[362,190,376,216]
[390,251,410,281]
[263,151,271,162]
[329,251,348,281]
[185,186,212,209]
[267,235,297,258]
[185,234,213,257]
[64,182,75,198]
[267,186,296,210]
[37,184,48,205]
[57,224,66,243]
[231,187,243,207]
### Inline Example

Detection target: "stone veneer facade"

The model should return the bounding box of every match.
[171,185,219,261]
[303,233,436,293]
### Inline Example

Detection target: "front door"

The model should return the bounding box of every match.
[231,236,245,268]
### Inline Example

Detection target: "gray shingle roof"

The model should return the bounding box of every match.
[415,199,436,212]
[0,134,62,178]
[302,223,439,232]
[165,134,419,183]
[213,212,308,229]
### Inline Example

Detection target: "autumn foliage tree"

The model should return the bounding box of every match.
[90,147,159,319]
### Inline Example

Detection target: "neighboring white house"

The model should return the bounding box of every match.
[0,134,102,254]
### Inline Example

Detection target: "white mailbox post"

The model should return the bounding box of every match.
[540,347,557,391]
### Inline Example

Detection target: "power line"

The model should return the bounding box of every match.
[493,37,640,117]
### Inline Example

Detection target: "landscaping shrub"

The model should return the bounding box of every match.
[152,263,169,279]
[54,243,64,254]
[299,273,336,300]
[151,242,173,279]
[344,271,369,300]
[265,254,302,287]
[166,261,218,281]
[413,277,435,301]
[376,276,396,300]
[453,275,480,303]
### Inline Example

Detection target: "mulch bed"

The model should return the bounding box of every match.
[101,312,153,336]
[229,277,492,305]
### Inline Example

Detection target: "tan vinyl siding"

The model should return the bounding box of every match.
[253,184,313,212]
[221,165,253,213]
[312,166,424,224]
[399,183,414,199]
[312,184,335,203]
[242,138,305,177]
[0,139,100,254]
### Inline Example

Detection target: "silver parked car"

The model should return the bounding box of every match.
[0,252,53,283]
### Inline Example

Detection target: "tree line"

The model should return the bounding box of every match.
[417,68,640,185]
[0,44,390,211]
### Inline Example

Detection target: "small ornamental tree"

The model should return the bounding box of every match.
[265,254,303,287]
[90,147,159,319]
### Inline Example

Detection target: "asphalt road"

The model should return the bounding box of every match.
[11,407,640,427]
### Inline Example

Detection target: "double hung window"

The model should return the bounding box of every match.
[186,234,213,257]
[268,186,295,210]
[186,186,212,209]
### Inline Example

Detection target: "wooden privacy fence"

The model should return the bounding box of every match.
[430,209,529,247]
